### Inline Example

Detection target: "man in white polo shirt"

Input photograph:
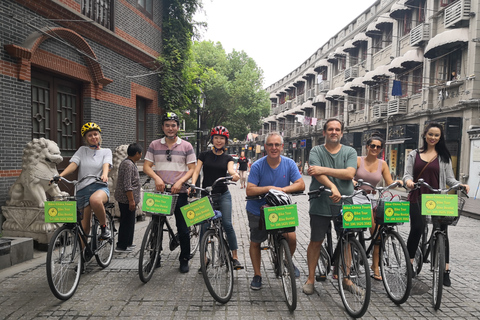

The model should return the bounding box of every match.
[143,112,196,273]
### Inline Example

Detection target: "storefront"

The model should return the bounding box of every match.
[386,124,419,180]
[341,132,362,155]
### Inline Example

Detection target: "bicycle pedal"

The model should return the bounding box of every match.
[316,274,327,282]
[260,246,269,250]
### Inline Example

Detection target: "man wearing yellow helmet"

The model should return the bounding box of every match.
[55,122,112,240]
[143,112,196,273]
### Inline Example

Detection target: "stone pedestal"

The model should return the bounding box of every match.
[1,206,58,245]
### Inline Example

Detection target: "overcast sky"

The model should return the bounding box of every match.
[195,0,378,88]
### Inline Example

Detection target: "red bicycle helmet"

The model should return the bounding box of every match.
[210,126,230,139]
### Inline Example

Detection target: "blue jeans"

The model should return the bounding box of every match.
[217,190,238,251]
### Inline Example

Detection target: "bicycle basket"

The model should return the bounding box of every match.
[431,196,464,226]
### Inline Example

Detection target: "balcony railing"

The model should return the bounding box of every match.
[317,81,330,92]
[82,0,114,30]
[410,23,429,46]
[445,0,471,28]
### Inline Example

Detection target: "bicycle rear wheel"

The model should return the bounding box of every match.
[316,244,331,282]
[139,217,162,283]
[46,225,82,300]
[380,230,412,304]
[200,229,233,303]
[189,224,200,258]
[278,238,297,312]
[95,213,114,268]
[337,235,371,318]
[432,233,445,310]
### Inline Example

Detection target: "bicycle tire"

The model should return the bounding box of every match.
[95,213,115,268]
[46,225,82,300]
[139,217,162,283]
[278,238,297,312]
[432,233,445,310]
[337,235,371,318]
[189,224,200,258]
[380,230,412,304]
[200,229,233,303]
[316,244,331,282]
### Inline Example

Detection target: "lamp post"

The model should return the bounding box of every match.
[195,89,205,188]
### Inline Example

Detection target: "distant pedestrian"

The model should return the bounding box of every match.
[114,143,143,253]
[238,151,249,189]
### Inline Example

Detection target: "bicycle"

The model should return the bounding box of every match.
[410,178,468,310]
[46,175,115,300]
[187,176,237,304]
[245,191,300,312]
[308,187,371,318]
[355,180,412,305]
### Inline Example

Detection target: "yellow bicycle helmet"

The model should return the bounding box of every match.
[81,122,101,137]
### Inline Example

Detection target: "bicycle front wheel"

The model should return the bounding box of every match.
[337,235,371,318]
[189,224,200,258]
[200,229,233,303]
[46,225,82,300]
[380,230,412,304]
[95,213,115,268]
[432,233,445,310]
[278,238,297,312]
[316,244,331,282]
[139,218,162,283]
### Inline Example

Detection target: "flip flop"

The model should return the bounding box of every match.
[371,274,382,281]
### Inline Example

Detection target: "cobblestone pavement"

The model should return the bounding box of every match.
[1,175,479,319]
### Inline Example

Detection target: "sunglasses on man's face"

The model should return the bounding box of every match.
[368,144,382,150]
[166,149,172,161]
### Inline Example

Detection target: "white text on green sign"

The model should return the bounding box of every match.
[263,204,298,230]
[343,204,372,228]
[384,202,410,223]
[421,194,458,217]
[44,201,77,223]
[180,197,215,227]
[142,193,173,215]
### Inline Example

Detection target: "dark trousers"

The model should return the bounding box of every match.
[117,202,136,249]
[174,193,190,261]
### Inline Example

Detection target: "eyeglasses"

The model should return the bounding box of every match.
[266,143,282,148]
[368,144,382,150]
[166,149,172,161]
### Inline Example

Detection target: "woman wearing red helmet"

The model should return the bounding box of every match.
[192,125,243,269]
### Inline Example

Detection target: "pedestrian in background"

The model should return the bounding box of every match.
[238,151,249,189]
[114,143,142,253]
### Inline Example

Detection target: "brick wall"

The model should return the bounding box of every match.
[0,0,164,211]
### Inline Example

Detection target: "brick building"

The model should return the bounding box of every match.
[1,0,164,226]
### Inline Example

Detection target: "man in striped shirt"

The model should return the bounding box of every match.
[143,112,196,273]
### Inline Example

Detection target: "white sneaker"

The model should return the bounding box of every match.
[115,247,133,253]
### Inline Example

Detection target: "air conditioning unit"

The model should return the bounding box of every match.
[344,67,359,81]
[410,23,430,46]
[445,0,471,28]
[347,104,356,112]
[372,103,387,119]
[387,99,407,116]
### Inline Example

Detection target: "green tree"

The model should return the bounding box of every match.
[190,41,270,144]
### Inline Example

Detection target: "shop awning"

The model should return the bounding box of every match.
[315,59,329,69]
[350,77,366,90]
[301,100,314,110]
[424,28,469,59]
[302,67,316,78]
[269,93,278,99]
[385,138,412,145]
[343,40,356,52]
[327,52,337,63]
[389,0,411,20]
[325,87,346,101]
[334,46,346,57]
[352,32,369,46]
[294,77,305,84]
[388,56,406,74]
[313,94,326,104]
[366,21,381,37]
[342,82,356,95]
[263,115,276,123]
[401,49,423,69]
[371,65,394,80]
[375,14,395,29]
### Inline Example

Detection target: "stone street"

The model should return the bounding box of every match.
[1,175,479,319]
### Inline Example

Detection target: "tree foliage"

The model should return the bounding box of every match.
[190,41,270,142]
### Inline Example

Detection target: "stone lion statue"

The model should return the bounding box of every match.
[7,138,68,207]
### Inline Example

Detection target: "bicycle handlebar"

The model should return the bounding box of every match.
[52,174,103,186]
[185,176,235,196]
[245,191,304,201]
[412,178,469,197]
[355,179,405,193]
[307,186,366,200]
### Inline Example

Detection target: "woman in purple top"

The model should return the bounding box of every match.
[354,134,401,281]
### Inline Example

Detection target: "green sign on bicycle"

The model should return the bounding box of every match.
[342,204,372,228]
[180,197,215,227]
[421,194,458,216]
[142,193,173,215]
[384,202,410,223]
[44,201,77,223]
[263,204,298,230]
